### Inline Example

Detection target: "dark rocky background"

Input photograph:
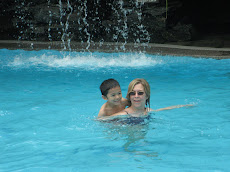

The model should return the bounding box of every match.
[1,0,230,48]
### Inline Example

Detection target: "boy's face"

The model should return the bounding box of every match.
[103,86,122,105]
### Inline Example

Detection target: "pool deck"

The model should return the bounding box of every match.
[1,40,230,59]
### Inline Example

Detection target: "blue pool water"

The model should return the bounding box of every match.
[0,49,229,171]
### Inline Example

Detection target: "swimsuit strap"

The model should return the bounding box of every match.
[145,108,150,113]
[124,110,129,115]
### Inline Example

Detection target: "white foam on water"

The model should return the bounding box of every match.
[0,110,11,117]
[7,51,163,69]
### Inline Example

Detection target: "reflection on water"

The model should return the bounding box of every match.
[101,113,159,159]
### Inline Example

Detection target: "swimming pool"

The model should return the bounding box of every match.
[0,48,229,171]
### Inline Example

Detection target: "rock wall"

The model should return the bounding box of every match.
[0,0,193,44]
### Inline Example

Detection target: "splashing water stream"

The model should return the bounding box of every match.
[12,0,151,51]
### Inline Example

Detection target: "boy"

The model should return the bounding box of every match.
[98,79,129,117]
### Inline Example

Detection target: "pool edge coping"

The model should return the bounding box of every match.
[0,40,230,59]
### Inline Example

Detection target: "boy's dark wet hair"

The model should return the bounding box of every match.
[100,79,120,97]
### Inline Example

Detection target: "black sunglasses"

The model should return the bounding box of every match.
[129,91,144,96]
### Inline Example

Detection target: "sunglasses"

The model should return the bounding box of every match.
[129,91,144,96]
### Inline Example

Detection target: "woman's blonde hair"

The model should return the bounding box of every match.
[126,78,150,108]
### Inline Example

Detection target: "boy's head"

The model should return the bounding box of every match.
[100,79,120,97]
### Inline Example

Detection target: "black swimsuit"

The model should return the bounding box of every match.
[120,110,150,125]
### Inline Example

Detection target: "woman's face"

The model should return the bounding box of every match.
[129,83,148,109]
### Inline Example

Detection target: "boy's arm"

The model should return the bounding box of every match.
[154,104,194,112]
[97,111,129,121]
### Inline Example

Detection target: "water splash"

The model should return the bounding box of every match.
[6,51,162,69]
[12,0,151,51]
[82,0,91,50]
[134,0,150,48]
[59,0,73,50]
[14,0,25,41]
[14,0,35,43]
[110,0,150,51]
[76,0,91,50]
[111,0,129,50]
[47,0,52,44]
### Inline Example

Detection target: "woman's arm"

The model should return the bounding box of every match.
[154,104,194,112]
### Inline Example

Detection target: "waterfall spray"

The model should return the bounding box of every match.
[83,0,91,50]
[59,0,73,50]
[47,0,52,46]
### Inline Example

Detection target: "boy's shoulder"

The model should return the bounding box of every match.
[98,102,117,117]
[98,103,107,117]
[121,98,130,106]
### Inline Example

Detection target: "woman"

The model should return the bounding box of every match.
[98,78,193,121]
